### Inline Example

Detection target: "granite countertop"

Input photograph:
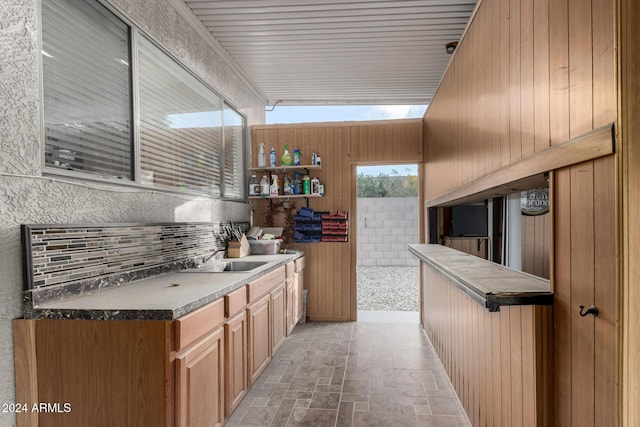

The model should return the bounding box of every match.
[409,244,552,311]
[27,253,302,321]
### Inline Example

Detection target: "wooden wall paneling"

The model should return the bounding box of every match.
[569,161,596,427]
[421,265,551,426]
[522,306,536,424]
[500,307,512,424]
[520,0,536,159]
[533,0,551,153]
[499,0,511,169]
[620,1,640,424]
[490,0,501,173]
[593,155,617,426]
[549,0,570,146]
[591,0,615,129]
[568,0,594,138]
[510,306,524,427]
[553,167,572,426]
[521,213,550,279]
[509,0,523,164]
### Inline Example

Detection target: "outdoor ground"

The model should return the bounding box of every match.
[357,266,420,312]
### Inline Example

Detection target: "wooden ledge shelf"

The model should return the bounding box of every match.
[409,244,553,312]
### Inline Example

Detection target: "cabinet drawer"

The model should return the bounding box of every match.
[176,298,225,352]
[295,256,305,272]
[225,286,247,317]
[247,266,285,302]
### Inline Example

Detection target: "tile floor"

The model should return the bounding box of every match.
[225,315,470,426]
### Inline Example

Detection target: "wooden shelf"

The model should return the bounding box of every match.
[248,165,322,173]
[248,194,323,200]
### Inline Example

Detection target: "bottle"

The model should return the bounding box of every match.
[302,175,311,195]
[258,144,266,168]
[283,175,292,195]
[260,175,270,196]
[316,153,322,168]
[270,175,280,195]
[311,177,320,194]
[293,148,301,166]
[281,144,292,166]
[312,152,317,165]
[293,172,300,195]
[248,174,259,196]
[269,147,276,167]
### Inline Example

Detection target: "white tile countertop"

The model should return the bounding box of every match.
[27,253,301,321]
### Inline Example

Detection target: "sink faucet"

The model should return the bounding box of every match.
[199,248,226,266]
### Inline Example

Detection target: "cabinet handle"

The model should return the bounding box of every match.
[579,305,599,317]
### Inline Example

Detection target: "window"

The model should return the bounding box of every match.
[41,0,246,199]
[42,0,132,179]
[138,36,223,193]
[223,105,245,198]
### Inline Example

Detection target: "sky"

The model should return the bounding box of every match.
[266,105,424,176]
[265,104,427,125]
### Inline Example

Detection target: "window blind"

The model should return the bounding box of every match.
[42,0,132,179]
[223,106,245,199]
[138,36,223,194]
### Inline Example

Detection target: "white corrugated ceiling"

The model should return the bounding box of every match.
[184,0,478,105]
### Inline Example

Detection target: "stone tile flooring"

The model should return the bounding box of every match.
[225,320,469,426]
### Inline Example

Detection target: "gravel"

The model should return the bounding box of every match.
[357,266,420,312]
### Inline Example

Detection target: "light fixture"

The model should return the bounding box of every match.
[446,42,458,54]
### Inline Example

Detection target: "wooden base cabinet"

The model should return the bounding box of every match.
[224,311,247,417]
[176,327,225,427]
[247,293,271,386]
[271,283,286,354]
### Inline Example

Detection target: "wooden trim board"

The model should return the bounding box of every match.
[427,123,615,207]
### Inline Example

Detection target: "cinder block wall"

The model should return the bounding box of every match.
[357,197,419,266]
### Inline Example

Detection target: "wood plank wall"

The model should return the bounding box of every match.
[251,120,422,321]
[521,213,550,279]
[553,156,617,426]
[423,0,616,203]
[619,0,640,425]
[422,265,553,427]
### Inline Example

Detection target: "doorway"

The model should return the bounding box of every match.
[355,165,420,323]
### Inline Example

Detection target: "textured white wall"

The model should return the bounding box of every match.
[0,1,265,425]
[357,197,420,266]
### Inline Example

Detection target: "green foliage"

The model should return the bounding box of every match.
[357,170,418,198]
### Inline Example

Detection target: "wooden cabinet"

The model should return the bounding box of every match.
[295,257,305,322]
[247,293,271,385]
[224,286,248,417]
[175,298,225,427]
[270,283,286,354]
[12,258,303,427]
[286,256,305,335]
[176,327,224,427]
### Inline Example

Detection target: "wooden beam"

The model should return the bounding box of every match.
[426,123,614,207]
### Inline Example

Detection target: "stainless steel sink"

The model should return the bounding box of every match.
[179,260,268,273]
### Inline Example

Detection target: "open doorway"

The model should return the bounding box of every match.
[356,165,420,323]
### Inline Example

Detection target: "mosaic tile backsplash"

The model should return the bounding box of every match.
[22,222,247,301]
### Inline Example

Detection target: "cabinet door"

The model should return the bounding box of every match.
[286,278,296,335]
[271,283,286,354]
[224,311,247,417]
[296,269,304,322]
[248,294,271,385]
[176,327,224,427]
